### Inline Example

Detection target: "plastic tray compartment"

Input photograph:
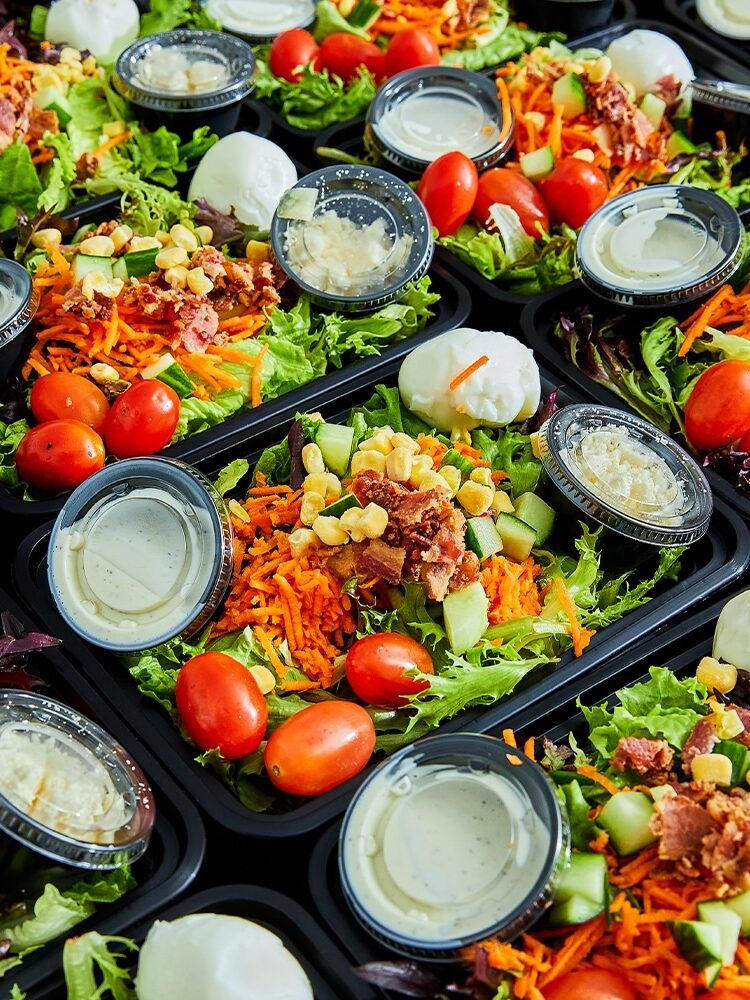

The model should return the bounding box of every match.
[0,587,205,1000]
[307,594,728,980]
[664,0,750,69]
[13,358,750,840]
[520,280,750,521]
[27,885,378,1000]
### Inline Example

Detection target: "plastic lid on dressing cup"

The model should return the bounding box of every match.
[537,404,713,546]
[690,78,750,114]
[0,690,155,869]
[0,259,38,348]
[576,185,744,308]
[47,457,233,652]
[367,66,514,174]
[203,0,316,41]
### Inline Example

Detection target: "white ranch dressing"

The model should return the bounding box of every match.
[206,0,315,35]
[696,0,750,39]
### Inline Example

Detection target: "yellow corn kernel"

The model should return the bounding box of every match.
[491,490,515,515]
[418,470,452,494]
[312,515,349,546]
[155,230,172,245]
[31,228,62,249]
[340,507,366,542]
[391,432,420,454]
[102,119,125,137]
[129,236,161,252]
[408,454,434,487]
[710,705,744,740]
[588,55,612,83]
[300,491,325,526]
[79,235,115,257]
[82,54,97,74]
[110,225,133,252]
[367,431,395,455]
[358,503,388,539]
[170,223,198,253]
[195,225,213,245]
[450,427,472,445]
[186,266,214,295]
[323,472,342,499]
[246,240,271,263]
[530,432,541,459]
[289,527,318,558]
[438,465,462,494]
[59,46,80,64]
[81,271,124,300]
[303,472,329,496]
[227,498,250,523]
[351,450,386,476]
[302,442,325,475]
[457,480,494,516]
[470,467,494,488]
[164,265,189,289]
[691,753,733,786]
[697,656,737,694]
[155,246,189,269]
[249,664,275,694]
[386,446,413,483]
[571,148,596,163]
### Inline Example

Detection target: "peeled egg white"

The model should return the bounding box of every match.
[605,30,694,99]
[187,132,298,229]
[135,913,314,1000]
[398,328,541,433]
[45,0,139,63]
[696,0,750,39]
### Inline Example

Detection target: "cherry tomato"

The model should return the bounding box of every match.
[269,28,320,82]
[318,33,385,83]
[417,152,479,237]
[540,158,608,229]
[346,633,434,709]
[263,701,375,796]
[684,359,750,452]
[104,380,180,459]
[175,652,268,760]
[542,969,637,1000]
[384,28,440,77]
[30,372,109,435]
[472,168,549,237]
[15,419,105,492]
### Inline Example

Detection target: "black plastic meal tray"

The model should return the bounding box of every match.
[520,281,750,521]
[26,884,378,1000]
[0,587,205,1000]
[13,357,750,840]
[306,592,729,985]
[664,0,750,69]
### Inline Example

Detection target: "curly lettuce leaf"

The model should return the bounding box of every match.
[63,932,138,1000]
[140,0,221,35]
[442,6,563,73]
[0,419,29,493]
[313,0,371,40]
[254,55,376,130]
[214,459,250,497]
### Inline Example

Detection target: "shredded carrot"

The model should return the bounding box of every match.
[449,354,490,391]
[91,130,132,159]
[678,284,739,356]
[496,76,512,146]
[482,555,542,626]
[576,763,621,796]
[503,728,518,748]
[554,576,595,657]
[523,736,536,760]
[251,342,268,408]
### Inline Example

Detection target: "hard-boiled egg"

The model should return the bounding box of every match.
[713,590,750,670]
[187,132,298,230]
[697,0,750,39]
[398,328,541,433]
[45,0,139,63]
[135,913,314,1000]
[605,30,694,99]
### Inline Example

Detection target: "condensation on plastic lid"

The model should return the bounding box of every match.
[0,690,155,869]
[0,259,38,348]
[537,404,713,546]
[690,78,750,114]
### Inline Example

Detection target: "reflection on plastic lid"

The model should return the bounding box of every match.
[0,259,38,348]
[690,78,750,113]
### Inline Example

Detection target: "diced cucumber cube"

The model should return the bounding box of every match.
[548,893,605,927]
[316,423,355,477]
[696,900,741,966]
[321,493,362,519]
[442,580,489,654]
[465,517,503,561]
[71,254,113,282]
[553,852,608,907]
[666,129,696,159]
[520,145,555,181]
[639,92,667,130]
[551,73,587,118]
[669,920,724,973]
[112,257,128,281]
[513,493,556,545]
[122,248,159,277]
[495,513,536,562]
[141,353,195,399]
[440,448,476,477]
[597,791,657,856]
[725,889,750,935]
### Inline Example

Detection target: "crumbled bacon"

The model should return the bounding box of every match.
[26,106,58,146]
[453,0,491,32]
[611,737,674,781]
[653,74,682,118]
[75,152,98,182]
[586,76,661,164]
[355,538,406,585]
[190,247,281,315]
[651,792,720,872]
[0,97,16,152]
[681,717,720,774]
[701,790,750,892]
[61,285,114,322]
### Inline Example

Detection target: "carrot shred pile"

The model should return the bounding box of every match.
[482,555,543,626]
[363,0,495,50]
[678,281,750,356]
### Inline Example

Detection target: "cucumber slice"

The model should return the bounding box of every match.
[348,0,380,28]
[669,920,724,973]
[71,254,113,282]
[122,248,159,277]
[696,900,741,966]
[714,740,750,785]
[548,893,605,927]
[513,493,556,546]
[141,354,195,399]
[72,223,96,245]
[112,257,128,281]
[495,513,536,562]
[597,791,657,856]
[725,889,750,935]
[440,449,476,477]
[639,92,667,129]
[520,145,555,181]
[666,130,697,159]
[317,423,355,477]
[465,517,503,561]
[551,73,587,118]
[321,493,362,519]
[442,580,489,655]
[553,852,608,907]
[650,785,674,803]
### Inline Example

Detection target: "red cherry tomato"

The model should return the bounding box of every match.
[384,28,440,77]
[104,380,180,459]
[472,168,549,237]
[263,701,375,795]
[15,419,105,492]
[417,151,479,237]
[684,359,750,452]
[540,158,608,229]
[318,33,385,83]
[175,652,268,760]
[269,28,320,82]
[30,372,109,435]
[542,969,637,1000]
[346,633,434,709]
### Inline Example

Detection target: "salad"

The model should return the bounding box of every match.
[119,333,684,814]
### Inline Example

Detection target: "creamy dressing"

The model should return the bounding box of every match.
[696,0,750,39]
[206,0,315,35]
[135,45,231,94]
[342,760,553,943]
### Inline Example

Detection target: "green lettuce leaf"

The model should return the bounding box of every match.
[313,0,370,40]
[140,0,221,35]
[0,142,44,231]
[195,747,275,813]
[471,426,542,498]
[214,459,250,497]
[0,419,29,493]
[442,9,563,73]
[560,779,598,850]
[37,133,77,213]
[63,932,138,1000]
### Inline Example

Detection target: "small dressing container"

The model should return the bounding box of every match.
[690,78,750,149]
[367,67,514,174]
[339,733,568,959]
[537,404,713,546]
[576,185,745,308]
[0,259,39,382]
[696,0,750,40]
[47,457,233,652]
[271,164,433,313]
[203,0,316,41]
[0,690,154,868]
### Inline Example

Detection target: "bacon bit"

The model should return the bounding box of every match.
[554,575,595,657]
[449,354,490,391]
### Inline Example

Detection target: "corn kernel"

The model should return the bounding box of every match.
[530,432,541,459]
[227,499,250,523]
[303,472,329,496]
[164,265,189,289]
[450,427,472,445]
[110,225,133,252]
[155,246,188,269]
[302,442,325,475]
[351,450,386,476]
[697,656,737,694]
[79,235,115,257]
[588,55,612,83]
[155,230,171,245]
[571,148,596,163]
[392,432,420,454]
[59,46,80,64]
[491,490,515,515]
[710,706,744,740]
[368,432,395,455]
[82,54,97,74]
[170,223,198,253]
[186,266,214,295]
[408,454,435,487]
[312,515,349,546]
[457,480,494,516]
[386,446,413,483]
[340,507,367,542]
[81,271,124,300]
[300,491,325,526]
[195,225,213,245]
[323,472,342,499]
[129,236,161,253]
[89,362,120,384]
[289,527,318,558]
[470,467,494,488]
[248,664,276,694]
[246,240,270,263]
[691,753,733,786]
[31,227,62,249]
[359,503,388,539]
[102,119,125,137]
[438,465,462,494]
[418,470,453,494]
